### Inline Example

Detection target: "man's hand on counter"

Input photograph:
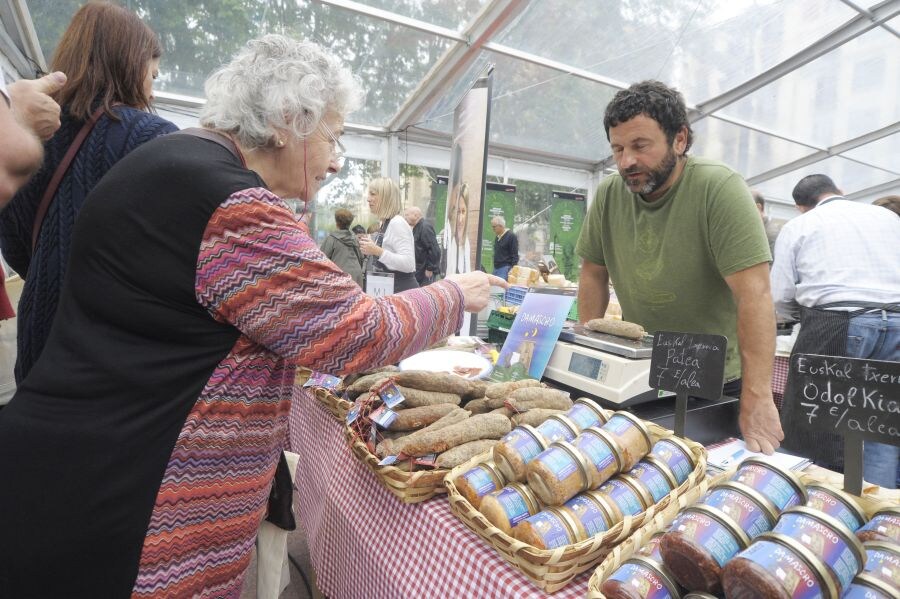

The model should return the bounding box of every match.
[739,388,784,455]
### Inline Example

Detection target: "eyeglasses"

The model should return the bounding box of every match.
[319,120,347,166]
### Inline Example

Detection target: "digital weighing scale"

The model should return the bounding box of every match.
[543,323,741,445]
[544,323,670,406]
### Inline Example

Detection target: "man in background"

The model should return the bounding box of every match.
[576,80,782,454]
[753,191,781,257]
[491,215,518,281]
[772,174,900,488]
[403,206,440,285]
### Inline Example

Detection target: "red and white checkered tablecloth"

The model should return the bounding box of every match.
[287,385,591,599]
[772,355,789,410]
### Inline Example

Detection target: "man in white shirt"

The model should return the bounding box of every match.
[772,173,900,488]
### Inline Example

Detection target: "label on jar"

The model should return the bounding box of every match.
[537,418,576,444]
[537,446,577,482]
[566,403,602,431]
[630,461,673,503]
[502,428,543,464]
[671,510,742,566]
[565,495,610,537]
[524,511,572,549]
[865,546,900,588]
[463,466,499,498]
[606,561,674,599]
[702,487,771,538]
[496,487,533,527]
[574,433,617,478]
[605,414,636,437]
[600,479,644,517]
[651,439,692,485]
[806,488,865,532]
[774,512,859,590]
[842,581,893,599]
[738,540,822,599]
[733,463,802,511]
[637,534,664,562]
[859,512,900,544]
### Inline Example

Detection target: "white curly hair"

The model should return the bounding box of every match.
[200,35,364,149]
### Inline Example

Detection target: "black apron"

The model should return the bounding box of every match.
[781,301,899,471]
[367,219,419,293]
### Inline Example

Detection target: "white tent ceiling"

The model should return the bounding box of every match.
[4,0,899,212]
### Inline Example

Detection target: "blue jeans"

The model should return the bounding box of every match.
[493,265,512,282]
[846,310,900,489]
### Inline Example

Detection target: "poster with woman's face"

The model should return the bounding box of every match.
[442,74,491,280]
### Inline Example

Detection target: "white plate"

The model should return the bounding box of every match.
[398,349,493,380]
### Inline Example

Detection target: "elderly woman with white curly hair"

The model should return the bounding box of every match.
[0,35,504,598]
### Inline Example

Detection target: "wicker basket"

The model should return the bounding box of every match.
[313,386,354,422]
[586,463,900,597]
[444,421,708,594]
[345,424,449,504]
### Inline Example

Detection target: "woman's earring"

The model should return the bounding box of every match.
[276,138,286,147]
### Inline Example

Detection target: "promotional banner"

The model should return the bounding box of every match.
[491,287,576,382]
[480,182,516,273]
[549,191,586,282]
[443,69,494,335]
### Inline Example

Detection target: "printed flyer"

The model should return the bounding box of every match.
[491,287,576,382]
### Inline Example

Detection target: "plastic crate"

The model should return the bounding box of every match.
[567,298,578,322]
[504,285,528,306]
[486,309,515,346]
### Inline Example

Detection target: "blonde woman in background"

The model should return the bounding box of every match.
[359,177,418,291]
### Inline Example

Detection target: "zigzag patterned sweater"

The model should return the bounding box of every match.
[0,105,178,382]
[0,134,465,597]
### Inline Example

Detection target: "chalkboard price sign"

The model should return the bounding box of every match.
[790,354,899,446]
[650,331,728,401]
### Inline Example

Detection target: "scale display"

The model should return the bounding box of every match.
[568,352,605,381]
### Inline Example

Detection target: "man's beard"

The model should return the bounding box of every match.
[622,147,678,196]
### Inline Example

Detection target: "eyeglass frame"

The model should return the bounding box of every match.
[318,120,347,165]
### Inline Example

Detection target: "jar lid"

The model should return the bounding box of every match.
[580,426,625,473]
[478,461,507,489]
[758,531,840,599]
[683,593,718,599]
[852,572,899,597]
[547,414,581,438]
[617,473,655,511]
[552,505,588,543]
[582,489,621,528]
[573,397,610,425]
[738,456,808,504]
[653,436,697,469]
[625,556,683,598]
[716,480,780,526]
[871,506,900,518]
[519,424,550,451]
[688,504,752,548]
[805,483,867,528]
[862,540,900,560]
[553,440,593,493]
[642,454,679,489]
[609,410,653,450]
[782,505,866,569]
[507,482,542,515]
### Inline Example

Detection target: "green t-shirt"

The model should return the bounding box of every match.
[575,156,771,382]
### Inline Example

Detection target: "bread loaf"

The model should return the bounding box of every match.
[402,413,511,456]
[585,318,646,340]
[396,386,461,408]
[434,440,499,468]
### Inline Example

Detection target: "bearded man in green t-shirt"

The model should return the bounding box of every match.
[576,80,784,455]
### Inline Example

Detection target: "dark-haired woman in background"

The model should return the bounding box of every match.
[0,1,177,382]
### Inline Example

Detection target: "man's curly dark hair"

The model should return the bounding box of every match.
[603,80,693,153]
